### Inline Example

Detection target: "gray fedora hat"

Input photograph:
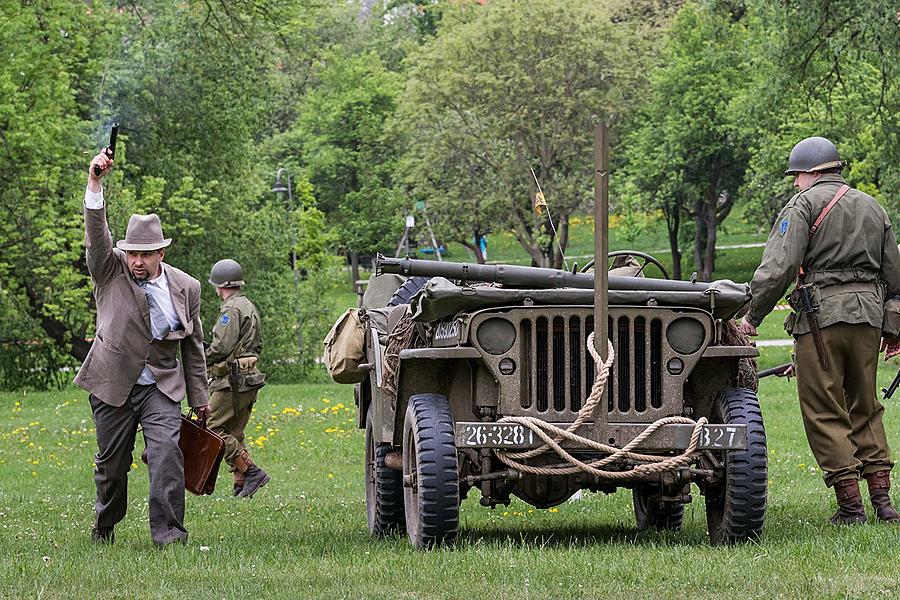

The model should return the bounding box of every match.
[116,213,172,251]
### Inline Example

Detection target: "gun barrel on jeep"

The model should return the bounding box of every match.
[377,253,725,294]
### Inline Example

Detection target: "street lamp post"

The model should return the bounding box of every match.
[272,168,303,357]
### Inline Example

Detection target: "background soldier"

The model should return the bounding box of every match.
[741,136,900,524]
[206,259,270,498]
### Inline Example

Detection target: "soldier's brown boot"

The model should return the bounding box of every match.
[830,478,867,525]
[232,450,252,497]
[865,471,900,523]
[237,465,270,498]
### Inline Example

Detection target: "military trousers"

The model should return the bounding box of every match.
[89,383,188,545]
[794,322,893,487]
[207,387,259,470]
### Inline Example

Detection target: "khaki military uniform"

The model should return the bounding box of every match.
[747,174,900,486]
[205,292,265,472]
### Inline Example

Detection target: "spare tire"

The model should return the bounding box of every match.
[388,276,429,307]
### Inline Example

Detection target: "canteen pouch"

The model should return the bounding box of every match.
[884,298,900,339]
[323,308,367,384]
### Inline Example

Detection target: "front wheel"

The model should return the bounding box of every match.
[402,393,460,548]
[704,387,767,545]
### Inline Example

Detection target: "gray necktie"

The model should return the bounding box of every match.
[138,279,171,340]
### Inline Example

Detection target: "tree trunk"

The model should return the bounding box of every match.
[460,240,485,264]
[663,198,682,280]
[24,282,91,362]
[693,199,705,281]
[349,251,360,291]
[552,215,569,269]
[703,208,717,280]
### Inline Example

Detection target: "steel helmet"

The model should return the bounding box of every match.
[784,136,845,175]
[208,259,245,288]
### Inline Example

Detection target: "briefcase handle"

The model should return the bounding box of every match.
[186,408,208,429]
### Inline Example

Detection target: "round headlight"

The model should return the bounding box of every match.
[666,317,705,355]
[476,318,517,355]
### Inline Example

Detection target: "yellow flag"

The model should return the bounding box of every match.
[533,191,547,215]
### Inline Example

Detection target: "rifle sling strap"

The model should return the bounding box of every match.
[809,184,850,238]
[799,184,851,279]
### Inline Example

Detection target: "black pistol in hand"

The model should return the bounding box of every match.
[883,368,900,400]
[93,122,119,176]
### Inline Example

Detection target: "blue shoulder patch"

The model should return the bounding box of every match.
[221,314,230,325]
[779,218,789,236]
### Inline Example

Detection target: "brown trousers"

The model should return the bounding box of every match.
[207,388,259,471]
[794,323,893,486]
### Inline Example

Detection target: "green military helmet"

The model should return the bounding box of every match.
[209,259,245,288]
[784,136,845,175]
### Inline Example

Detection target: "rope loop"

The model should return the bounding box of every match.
[494,332,708,479]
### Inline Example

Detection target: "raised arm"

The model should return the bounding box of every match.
[83,152,118,286]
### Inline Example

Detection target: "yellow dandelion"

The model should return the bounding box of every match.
[327,473,334,479]
[549,507,559,513]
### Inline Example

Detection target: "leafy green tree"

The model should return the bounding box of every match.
[0,0,123,387]
[399,0,649,268]
[0,0,340,387]
[623,2,751,281]
[736,0,900,223]
[270,49,405,258]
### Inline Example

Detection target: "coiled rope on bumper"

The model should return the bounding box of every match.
[494,332,708,480]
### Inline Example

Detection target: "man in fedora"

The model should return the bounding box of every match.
[75,150,210,547]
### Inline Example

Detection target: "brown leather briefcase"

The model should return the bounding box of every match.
[180,412,225,496]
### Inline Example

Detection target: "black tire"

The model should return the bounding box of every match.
[633,485,684,531]
[402,393,459,548]
[365,405,405,537]
[705,387,767,545]
[388,276,429,306]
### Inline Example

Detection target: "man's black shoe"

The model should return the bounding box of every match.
[91,526,115,544]
[237,466,270,498]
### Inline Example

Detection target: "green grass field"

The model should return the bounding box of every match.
[4,345,900,599]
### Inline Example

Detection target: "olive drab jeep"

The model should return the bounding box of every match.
[349,253,767,548]
[336,128,767,548]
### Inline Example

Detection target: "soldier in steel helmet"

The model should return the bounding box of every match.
[741,136,900,524]
[205,259,270,497]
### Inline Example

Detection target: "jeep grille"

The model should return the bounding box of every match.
[470,307,711,423]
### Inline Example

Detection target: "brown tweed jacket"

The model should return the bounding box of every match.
[74,206,208,408]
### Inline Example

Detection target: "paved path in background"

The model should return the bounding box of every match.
[756,339,793,347]
[564,241,767,260]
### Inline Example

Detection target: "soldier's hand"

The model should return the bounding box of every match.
[739,316,758,337]
[884,338,900,361]
[88,151,114,183]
